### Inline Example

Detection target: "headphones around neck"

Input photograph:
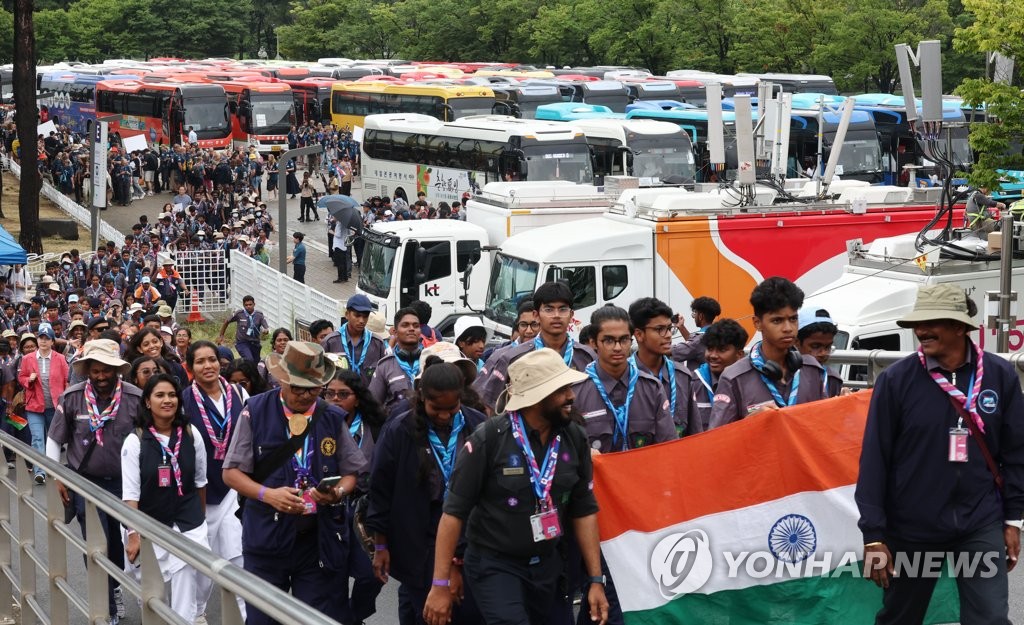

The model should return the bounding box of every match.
[753,347,804,382]
[396,345,422,364]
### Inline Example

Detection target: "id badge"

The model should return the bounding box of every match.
[301,489,318,515]
[949,427,969,463]
[157,464,171,488]
[530,508,562,542]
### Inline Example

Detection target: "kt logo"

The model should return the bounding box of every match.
[424,283,440,296]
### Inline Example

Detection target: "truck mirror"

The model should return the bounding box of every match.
[228,101,238,115]
[549,266,564,282]
[461,262,473,290]
[414,245,429,284]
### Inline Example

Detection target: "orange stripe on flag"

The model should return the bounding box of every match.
[593,392,871,540]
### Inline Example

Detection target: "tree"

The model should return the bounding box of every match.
[13,0,41,254]
[953,0,1024,188]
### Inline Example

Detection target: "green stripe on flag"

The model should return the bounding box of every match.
[622,569,959,625]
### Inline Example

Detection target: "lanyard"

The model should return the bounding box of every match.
[534,336,574,367]
[508,411,561,511]
[148,426,184,496]
[244,310,258,336]
[349,412,363,448]
[85,379,123,446]
[585,360,638,451]
[191,379,233,460]
[631,355,676,417]
[280,398,314,473]
[396,355,420,383]
[341,323,371,373]
[918,341,986,433]
[750,342,800,408]
[427,411,466,496]
[696,363,715,403]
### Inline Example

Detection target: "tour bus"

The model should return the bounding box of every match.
[625,107,739,182]
[546,79,631,113]
[787,105,885,183]
[664,70,759,97]
[535,103,626,121]
[38,73,137,136]
[570,118,696,185]
[360,113,593,204]
[283,78,334,126]
[623,80,683,104]
[330,83,496,130]
[737,72,839,95]
[851,93,971,185]
[488,84,563,119]
[220,80,294,153]
[95,79,232,149]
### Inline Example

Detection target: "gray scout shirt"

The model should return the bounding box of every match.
[367,354,418,416]
[708,354,827,429]
[473,339,596,410]
[571,364,677,452]
[48,381,144,478]
[634,356,702,436]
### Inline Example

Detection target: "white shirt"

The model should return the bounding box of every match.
[188,130,198,144]
[121,425,208,502]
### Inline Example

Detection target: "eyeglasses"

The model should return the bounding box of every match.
[644,324,674,337]
[288,385,321,397]
[540,305,571,316]
[516,321,541,331]
[599,336,633,348]
[322,389,354,400]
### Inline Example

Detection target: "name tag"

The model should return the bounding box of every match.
[75,414,91,421]
[696,403,711,409]
[582,409,606,420]
[388,375,406,384]
[502,467,525,476]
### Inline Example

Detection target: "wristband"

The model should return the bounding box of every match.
[126,529,137,537]
[257,486,266,502]
[432,579,450,587]
[375,544,388,552]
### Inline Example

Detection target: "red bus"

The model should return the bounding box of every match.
[282,77,335,126]
[95,79,231,149]
[220,81,294,153]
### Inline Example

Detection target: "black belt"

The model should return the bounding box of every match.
[468,544,554,566]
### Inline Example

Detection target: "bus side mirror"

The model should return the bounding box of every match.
[440,103,455,121]
[228,101,238,115]
[414,245,428,284]
[492,101,510,115]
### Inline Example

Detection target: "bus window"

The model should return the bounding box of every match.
[422,241,452,281]
[602,265,628,301]
[456,240,482,272]
[588,137,623,178]
[547,266,596,309]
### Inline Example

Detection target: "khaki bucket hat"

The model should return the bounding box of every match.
[897,283,976,329]
[267,341,339,388]
[496,348,588,413]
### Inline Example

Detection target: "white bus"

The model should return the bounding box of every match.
[360,113,594,204]
[570,118,696,184]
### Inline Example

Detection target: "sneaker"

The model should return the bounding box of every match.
[114,585,126,618]
[33,474,44,485]
[194,615,208,625]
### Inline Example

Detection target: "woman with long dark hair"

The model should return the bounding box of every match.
[323,368,387,624]
[121,373,209,623]
[365,357,484,625]
[125,327,188,387]
[257,328,292,389]
[226,358,268,396]
[130,355,172,389]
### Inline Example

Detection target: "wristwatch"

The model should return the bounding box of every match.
[587,575,606,586]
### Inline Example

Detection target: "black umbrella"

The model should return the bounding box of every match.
[324,197,363,234]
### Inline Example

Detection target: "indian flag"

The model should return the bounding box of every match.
[593,392,960,624]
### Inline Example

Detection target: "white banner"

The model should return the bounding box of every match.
[121,134,148,154]
[37,120,56,136]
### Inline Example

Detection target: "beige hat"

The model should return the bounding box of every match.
[47,282,61,292]
[128,302,144,313]
[157,305,173,317]
[73,338,130,376]
[1,329,16,338]
[41,275,54,284]
[67,319,87,332]
[266,341,340,388]
[897,283,976,329]
[497,348,588,413]
[417,341,477,383]
[366,311,387,339]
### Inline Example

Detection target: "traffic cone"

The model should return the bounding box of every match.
[187,290,205,323]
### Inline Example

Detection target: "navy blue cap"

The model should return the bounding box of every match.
[346,294,374,313]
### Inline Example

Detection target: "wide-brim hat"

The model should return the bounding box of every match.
[266,341,338,388]
[73,338,130,376]
[496,347,588,413]
[897,283,976,329]
[416,341,477,384]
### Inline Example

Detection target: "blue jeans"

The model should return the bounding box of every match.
[235,341,261,363]
[26,408,54,477]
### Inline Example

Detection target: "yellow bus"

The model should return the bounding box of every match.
[330,82,495,130]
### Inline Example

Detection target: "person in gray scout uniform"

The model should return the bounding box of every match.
[670,295,720,367]
[691,319,748,432]
[368,307,424,415]
[321,294,387,388]
[708,277,827,429]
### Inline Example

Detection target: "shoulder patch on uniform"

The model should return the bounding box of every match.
[713,393,731,404]
[493,370,505,382]
[662,399,671,411]
[463,441,473,453]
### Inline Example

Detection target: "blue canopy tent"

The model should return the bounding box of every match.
[0,224,27,265]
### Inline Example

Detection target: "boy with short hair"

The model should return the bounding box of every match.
[217,295,269,362]
[692,319,748,431]
[708,277,828,429]
[797,307,845,398]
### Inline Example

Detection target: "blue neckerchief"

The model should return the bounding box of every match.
[395,355,420,382]
[630,354,676,417]
[534,336,574,367]
[696,363,715,404]
[585,360,639,451]
[341,322,372,374]
[349,412,363,448]
[749,342,800,407]
[427,411,465,497]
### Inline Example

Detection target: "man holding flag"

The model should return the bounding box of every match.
[857,283,1024,624]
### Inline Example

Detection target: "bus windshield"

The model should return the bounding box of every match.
[250,95,293,134]
[185,97,229,136]
[449,97,497,119]
[358,239,398,298]
[630,136,696,181]
[486,253,539,328]
[831,130,882,176]
[522,143,594,183]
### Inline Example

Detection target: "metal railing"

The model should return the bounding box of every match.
[830,349,1024,388]
[229,250,344,332]
[0,433,339,625]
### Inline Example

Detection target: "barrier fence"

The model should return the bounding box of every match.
[173,249,231,319]
[229,251,344,334]
[0,433,340,625]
